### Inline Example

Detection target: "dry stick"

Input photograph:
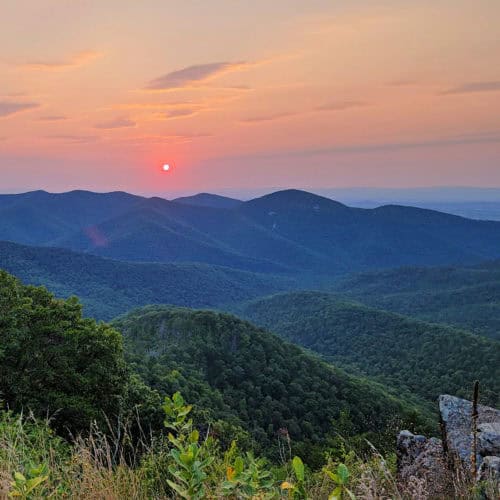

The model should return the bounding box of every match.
[471,380,479,480]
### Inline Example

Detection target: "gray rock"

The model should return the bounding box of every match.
[478,422,500,457]
[479,456,500,479]
[439,395,500,467]
[397,430,451,498]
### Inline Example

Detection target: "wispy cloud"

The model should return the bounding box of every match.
[386,79,419,87]
[440,81,500,95]
[164,108,199,119]
[18,51,101,71]
[122,133,211,145]
[47,134,100,144]
[240,111,299,124]
[0,100,40,117]
[38,115,68,121]
[145,61,249,90]
[316,100,370,111]
[94,117,136,129]
[223,131,500,161]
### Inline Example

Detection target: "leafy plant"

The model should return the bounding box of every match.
[281,456,307,499]
[9,464,49,499]
[222,452,276,498]
[163,392,214,499]
[323,463,356,500]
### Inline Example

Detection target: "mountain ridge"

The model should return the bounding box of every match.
[1,188,500,276]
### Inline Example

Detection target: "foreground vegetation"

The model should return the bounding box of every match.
[0,396,394,498]
[2,395,496,499]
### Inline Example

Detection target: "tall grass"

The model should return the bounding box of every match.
[1,404,496,499]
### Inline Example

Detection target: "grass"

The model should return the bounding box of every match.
[0,403,496,499]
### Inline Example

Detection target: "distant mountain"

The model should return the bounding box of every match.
[0,240,293,320]
[173,192,243,209]
[113,305,432,462]
[0,190,142,245]
[333,262,500,340]
[2,188,500,276]
[235,291,500,407]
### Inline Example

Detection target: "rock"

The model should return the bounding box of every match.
[478,422,500,457]
[397,396,500,498]
[397,430,451,498]
[479,456,500,480]
[439,395,500,467]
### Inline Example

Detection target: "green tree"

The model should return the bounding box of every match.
[0,270,128,434]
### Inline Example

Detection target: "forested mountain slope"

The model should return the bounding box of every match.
[334,262,500,340]
[113,305,432,462]
[236,291,500,406]
[0,240,293,319]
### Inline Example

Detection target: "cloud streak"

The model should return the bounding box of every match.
[315,100,370,111]
[164,108,199,119]
[94,117,136,129]
[0,100,40,117]
[19,51,101,71]
[145,61,248,90]
[38,115,68,121]
[223,131,500,161]
[240,111,299,124]
[440,81,500,95]
[47,134,100,144]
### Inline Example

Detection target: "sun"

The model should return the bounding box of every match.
[162,164,170,172]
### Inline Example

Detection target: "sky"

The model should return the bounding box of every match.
[1,0,499,196]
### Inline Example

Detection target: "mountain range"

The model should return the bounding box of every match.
[2,189,500,279]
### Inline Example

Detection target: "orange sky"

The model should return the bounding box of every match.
[1,0,499,195]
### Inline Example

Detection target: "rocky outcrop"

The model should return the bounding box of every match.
[397,431,451,498]
[397,395,500,499]
[439,394,500,469]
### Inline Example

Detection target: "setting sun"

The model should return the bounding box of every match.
[162,164,170,172]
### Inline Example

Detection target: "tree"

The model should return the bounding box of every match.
[0,270,128,434]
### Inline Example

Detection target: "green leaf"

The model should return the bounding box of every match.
[328,485,343,500]
[26,475,48,493]
[324,468,340,483]
[166,479,190,499]
[292,456,305,482]
[189,429,199,443]
[234,456,244,475]
[337,463,349,484]
[13,472,26,482]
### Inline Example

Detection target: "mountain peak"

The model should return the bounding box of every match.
[244,189,347,210]
[173,192,242,209]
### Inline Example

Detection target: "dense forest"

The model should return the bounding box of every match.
[114,305,432,464]
[0,241,292,320]
[236,291,500,406]
[334,261,500,340]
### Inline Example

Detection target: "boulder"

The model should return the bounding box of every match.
[479,456,500,480]
[439,394,500,467]
[397,430,451,498]
[478,422,500,457]
[397,396,500,498]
